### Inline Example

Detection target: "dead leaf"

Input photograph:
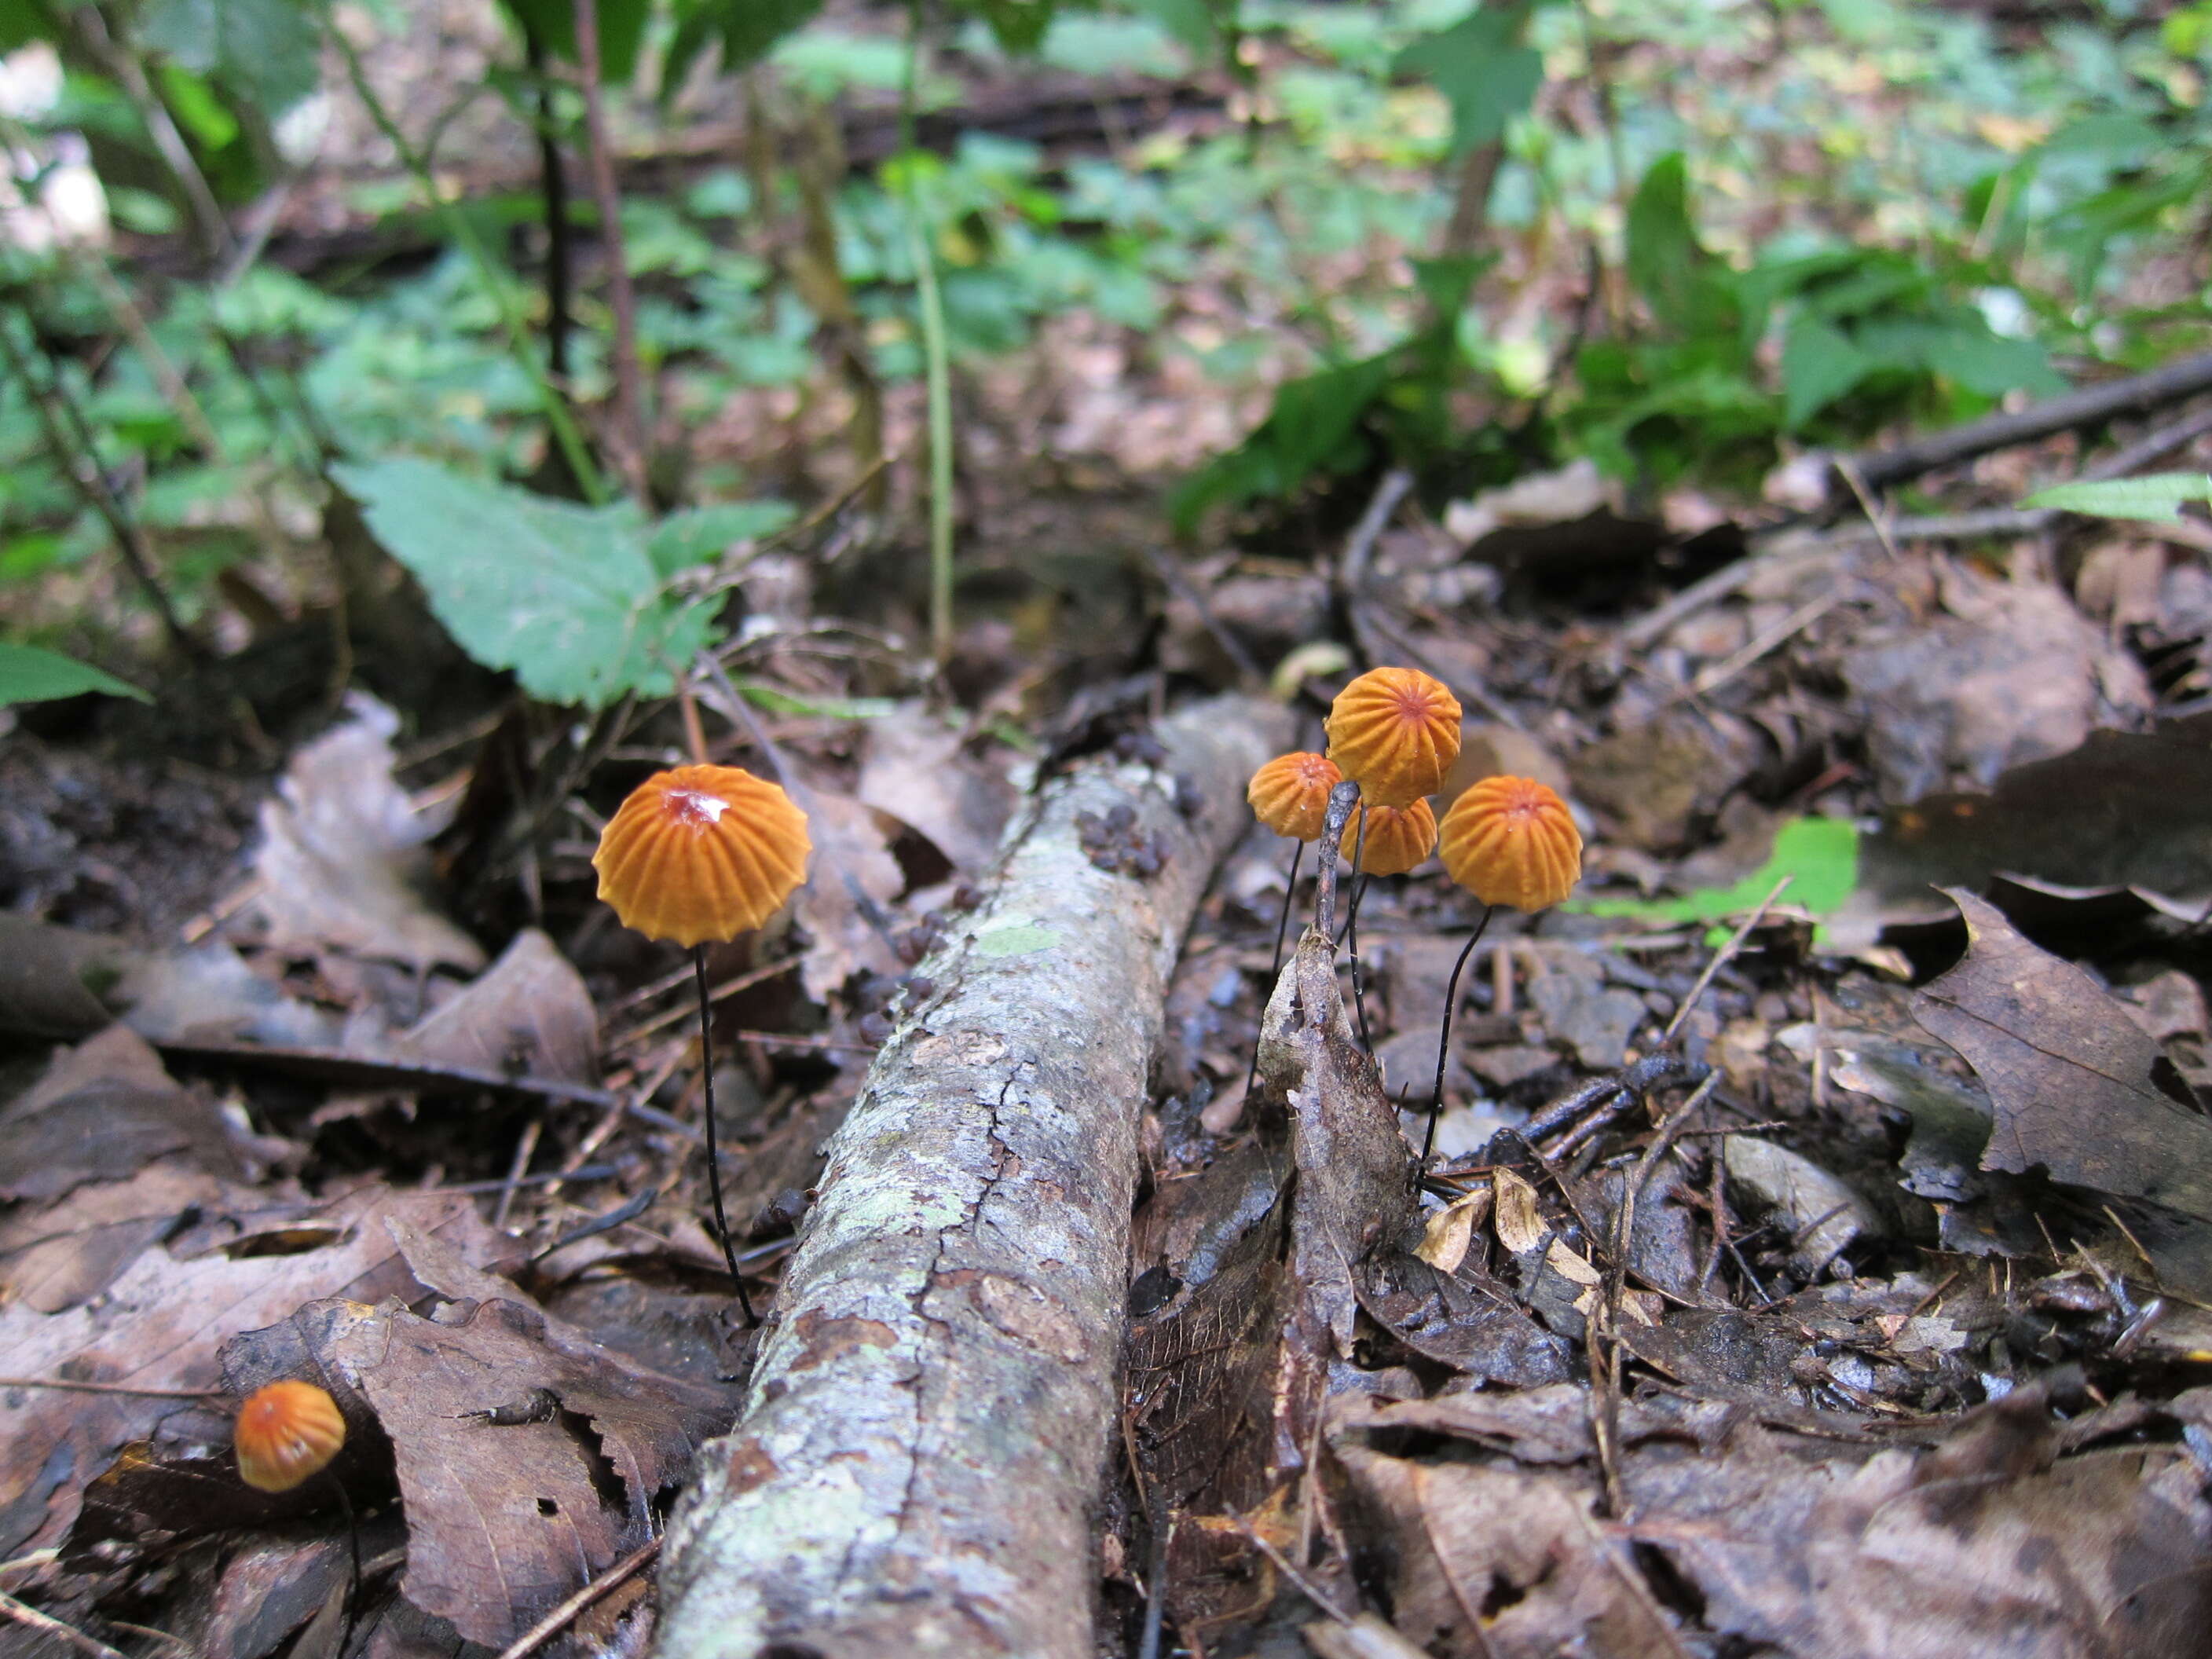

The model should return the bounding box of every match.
[855,704,1016,872]
[392,928,598,1082]
[1840,564,2152,804]
[789,786,904,1002]
[0,1185,509,1558]
[1912,889,2212,1229]
[1414,1186,1491,1273]
[0,1025,277,1202]
[0,1162,240,1313]
[313,1295,731,1646]
[1723,1135,1880,1276]
[251,694,485,973]
[1494,1166,1547,1254]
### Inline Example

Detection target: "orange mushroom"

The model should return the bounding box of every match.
[592,764,811,947]
[1247,751,1342,844]
[235,1379,346,1493]
[1423,776,1583,1166]
[1324,667,1462,808]
[1437,775,1581,912]
[593,764,812,1328]
[1350,797,1437,877]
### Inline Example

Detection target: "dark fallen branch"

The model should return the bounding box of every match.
[1850,350,2212,493]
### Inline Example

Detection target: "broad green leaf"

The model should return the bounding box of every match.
[500,0,652,82]
[1393,7,1542,156]
[646,501,798,576]
[1781,317,1873,427]
[1573,818,1859,928]
[141,0,321,115]
[0,643,151,707]
[2023,473,2212,523]
[333,458,712,709]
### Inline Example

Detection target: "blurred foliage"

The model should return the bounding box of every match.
[4,0,2212,700]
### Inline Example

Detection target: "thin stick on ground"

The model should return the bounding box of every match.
[491,1536,661,1659]
[1422,905,1495,1169]
[1660,875,1794,1048]
[0,1591,128,1659]
[694,947,759,1328]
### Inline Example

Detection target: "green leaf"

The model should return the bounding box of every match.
[1393,7,1542,156]
[663,0,822,93]
[2023,473,2212,523]
[1625,153,1738,342]
[333,458,714,709]
[140,0,321,115]
[500,0,652,82]
[646,501,797,576]
[1781,317,1873,427]
[1572,817,1859,925]
[0,643,151,707]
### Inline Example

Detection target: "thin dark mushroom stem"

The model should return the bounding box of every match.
[1245,837,1306,1098]
[328,1476,362,1654]
[1342,806,1375,1049]
[1422,906,1495,1169]
[694,946,760,1328]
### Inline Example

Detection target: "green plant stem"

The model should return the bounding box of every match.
[328,20,607,505]
[901,0,955,665]
[0,314,202,661]
[910,214,956,665]
[695,946,760,1328]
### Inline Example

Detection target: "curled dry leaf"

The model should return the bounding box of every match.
[1414,1186,1492,1274]
[251,694,484,974]
[856,704,1017,872]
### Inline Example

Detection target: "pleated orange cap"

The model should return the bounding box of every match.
[1351,798,1437,877]
[1325,667,1461,808]
[235,1380,346,1493]
[1248,751,1342,843]
[593,765,811,947]
[1438,775,1581,911]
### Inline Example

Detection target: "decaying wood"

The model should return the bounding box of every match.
[654,694,1292,1659]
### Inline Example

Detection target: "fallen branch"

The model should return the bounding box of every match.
[1849,350,2212,492]
[655,693,1292,1659]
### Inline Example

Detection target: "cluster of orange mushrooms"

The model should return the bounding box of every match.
[1249,665,1582,1162]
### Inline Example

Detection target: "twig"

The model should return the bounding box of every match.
[1141,545,1263,684]
[1313,782,1363,945]
[608,955,800,1038]
[522,24,576,383]
[1670,591,1841,705]
[1659,874,1793,1047]
[570,0,650,500]
[0,1591,127,1659]
[0,1377,220,1398]
[1848,348,2212,492]
[69,5,233,262]
[1832,456,1901,563]
[1339,467,1414,596]
[0,316,201,660]
[493,1118,543,1230]
[489,1536,660,1659]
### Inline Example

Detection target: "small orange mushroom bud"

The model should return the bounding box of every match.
[592,765,811,947]
[1437,775,1581,911]
[1324,667,1462,809]
[1248,752,1342,843]
[235,1380,346,1493]
[1350,798,1437,877]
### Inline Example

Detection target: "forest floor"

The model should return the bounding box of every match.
[9,9,2212,1659]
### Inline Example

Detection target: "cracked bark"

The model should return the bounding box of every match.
[655,694,1293,1659]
